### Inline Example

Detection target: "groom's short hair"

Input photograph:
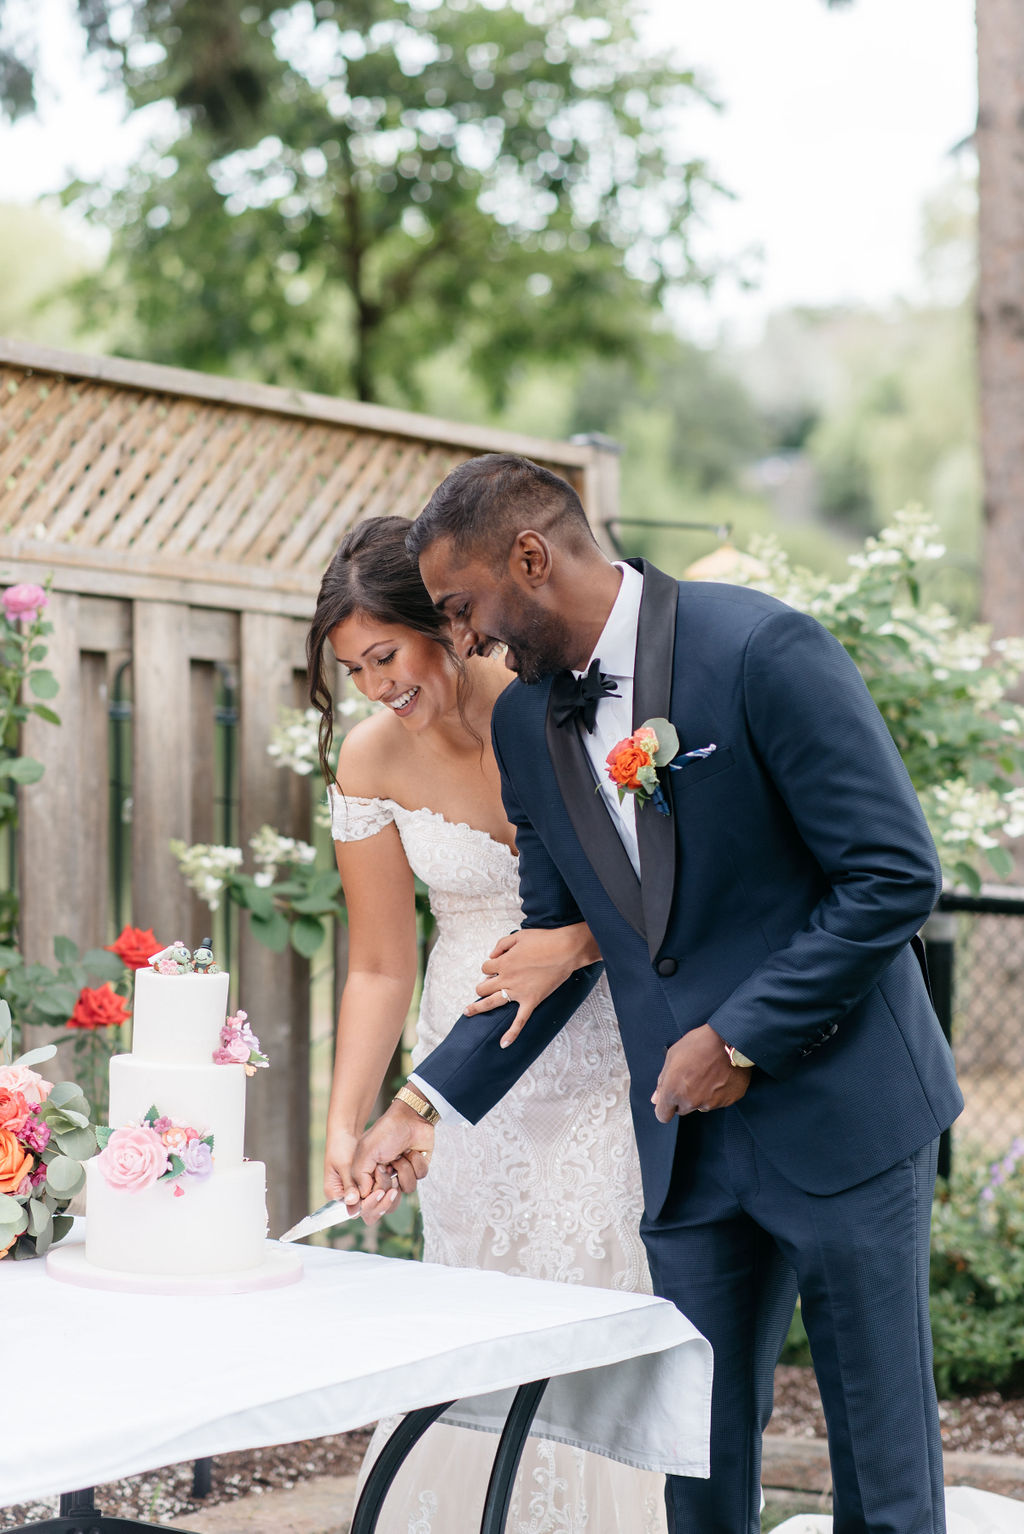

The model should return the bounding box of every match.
[407,453,594,569]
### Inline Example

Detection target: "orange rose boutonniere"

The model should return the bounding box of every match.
[605,719,717,815]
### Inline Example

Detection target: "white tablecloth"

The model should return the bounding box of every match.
[1,1235,713,1506]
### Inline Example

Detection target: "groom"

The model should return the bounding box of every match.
[351,453,962,1532]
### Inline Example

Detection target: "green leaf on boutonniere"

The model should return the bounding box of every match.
[643,719,680,767]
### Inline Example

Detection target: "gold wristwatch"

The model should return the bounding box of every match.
[394,1082,441,1125]
[725,1044,755,1069]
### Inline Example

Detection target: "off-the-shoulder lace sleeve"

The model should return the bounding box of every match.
[328,785,396,842]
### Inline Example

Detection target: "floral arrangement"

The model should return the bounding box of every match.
[95,1105,214,1198]
[605,718,717,814]
[213,1011,268,1074]
[0,1002,98,1260]
[730,507,1024,891]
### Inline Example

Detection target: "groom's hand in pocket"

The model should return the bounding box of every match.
[466,924,602,1048]
[652,1025,752,1122]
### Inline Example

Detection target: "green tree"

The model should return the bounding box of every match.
[2,0,715,404]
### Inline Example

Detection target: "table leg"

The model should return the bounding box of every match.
[479,1379,549,1534]
[8,1486,203,1533]
[348,1400,456,1534]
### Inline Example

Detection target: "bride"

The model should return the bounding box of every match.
[306,515,668,1533]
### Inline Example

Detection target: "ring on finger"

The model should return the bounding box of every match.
[500,988,512,1004]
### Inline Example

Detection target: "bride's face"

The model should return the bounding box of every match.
[328,611,457,731]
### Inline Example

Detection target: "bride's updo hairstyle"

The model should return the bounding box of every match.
[306,515,465,783]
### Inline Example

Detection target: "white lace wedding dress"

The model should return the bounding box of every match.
[331,788,668,1534]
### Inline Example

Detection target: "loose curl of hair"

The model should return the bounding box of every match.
[306,516,469,784]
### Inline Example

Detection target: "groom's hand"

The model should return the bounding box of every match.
[350,1102,436,1200]
[652,1025,752,1122]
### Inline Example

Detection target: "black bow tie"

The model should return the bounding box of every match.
[550,658,620,735]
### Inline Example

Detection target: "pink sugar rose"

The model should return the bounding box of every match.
[2,583,48,624]
[96,1125,169,1192]
[0,1087,31,1135]
[214,1036,252,1065]
[0,1064,53,1106]
[156,958,181,976]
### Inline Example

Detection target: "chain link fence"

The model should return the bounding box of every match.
[925,889,1024,1174]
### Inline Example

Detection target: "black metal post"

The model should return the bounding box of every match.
[479,1379,550,1534]
[348,1401,455,1534]
[923,911,957,1180]
[190,1458,212,1499]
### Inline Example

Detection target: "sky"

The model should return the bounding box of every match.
[0,0,978,342]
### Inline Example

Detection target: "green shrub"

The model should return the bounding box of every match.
[929,1137,1024,1396]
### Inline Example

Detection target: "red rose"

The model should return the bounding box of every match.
[106,926,162,970]
[67,984,130,1030]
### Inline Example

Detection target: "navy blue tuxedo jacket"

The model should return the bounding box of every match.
[417,561,963,1217]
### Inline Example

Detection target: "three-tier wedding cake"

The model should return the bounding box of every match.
[47,943,302,1293]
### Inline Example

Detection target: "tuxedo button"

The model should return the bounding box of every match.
[655,957,678,978]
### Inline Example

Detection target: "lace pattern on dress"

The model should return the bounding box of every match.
[328,785,396,842]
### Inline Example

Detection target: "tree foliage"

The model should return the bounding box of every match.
[4,0,716,403]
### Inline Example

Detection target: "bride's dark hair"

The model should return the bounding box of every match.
[306,515,466,783]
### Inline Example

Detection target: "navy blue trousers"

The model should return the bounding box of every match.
[641,1111,944,1534]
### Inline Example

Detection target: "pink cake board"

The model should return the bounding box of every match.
[46,1238,304,1295]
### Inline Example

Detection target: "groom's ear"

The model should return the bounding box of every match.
[509,530,554,590]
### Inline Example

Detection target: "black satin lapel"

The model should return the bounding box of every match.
[631,561,679,961]
[544,702,646,939]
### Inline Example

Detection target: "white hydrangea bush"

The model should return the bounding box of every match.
[732,508,1024,891]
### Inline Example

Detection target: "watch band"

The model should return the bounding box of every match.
[394,1083,441,1125]
[725,1044,755,1069]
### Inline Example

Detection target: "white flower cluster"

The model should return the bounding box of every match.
[266,698,374,779]
[266,708,321,776]
[922,782,1024,861]
[846,505,946,571]
[249,824,317,887]
[169,839,244,912]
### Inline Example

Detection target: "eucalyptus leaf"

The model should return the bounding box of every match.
[11,1042,56,1069]
[33,1219,53,1255]
[53,1125,97,1160]
[45,1155,85,1197]
[26,1197,49,1236]
[46,1081,82,1109]
[51,1213,74,1244]
[644,719,680,767]
[0,1192,23,1228]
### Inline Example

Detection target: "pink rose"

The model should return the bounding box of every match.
[2,583,47,623]
[0,1064,53,1106]
[0,1088,31,1135]
[214,1036,251,1066]
[95,1125,169,1192]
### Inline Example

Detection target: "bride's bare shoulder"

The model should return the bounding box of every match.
[334,709,404,799]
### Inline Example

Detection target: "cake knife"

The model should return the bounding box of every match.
[279,1198,360,1243]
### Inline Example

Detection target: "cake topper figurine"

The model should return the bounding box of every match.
[149,940,222,975]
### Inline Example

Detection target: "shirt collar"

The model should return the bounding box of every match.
[575,562,643,681]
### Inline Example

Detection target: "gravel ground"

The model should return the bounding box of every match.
[5,1370,1024,1528]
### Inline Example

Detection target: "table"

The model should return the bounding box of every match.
[2,1235,713,1533]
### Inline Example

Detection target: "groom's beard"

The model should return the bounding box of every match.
[497,589,577,685]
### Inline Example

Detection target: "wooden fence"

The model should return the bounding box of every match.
[0,338,620,1228]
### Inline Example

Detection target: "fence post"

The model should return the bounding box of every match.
[923,910,957,1180]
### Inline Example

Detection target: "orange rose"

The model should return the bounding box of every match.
[606,738,654,791]
[0,1127,34,1193]
[0,1087,31,1135]
[107,926,162,970]
[67,983,130,1030]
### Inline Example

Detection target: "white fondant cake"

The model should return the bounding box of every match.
[81,962,273,1279]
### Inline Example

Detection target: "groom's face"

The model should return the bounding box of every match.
[419,536,576,684]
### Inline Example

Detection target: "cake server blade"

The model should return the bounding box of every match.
[279,1198,359,1243]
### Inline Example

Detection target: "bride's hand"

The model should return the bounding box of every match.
[325,1126,399,1225]
[466,924,601,1048]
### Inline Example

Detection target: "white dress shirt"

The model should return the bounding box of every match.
[573,561,644,877]
[410,563,645,1124]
